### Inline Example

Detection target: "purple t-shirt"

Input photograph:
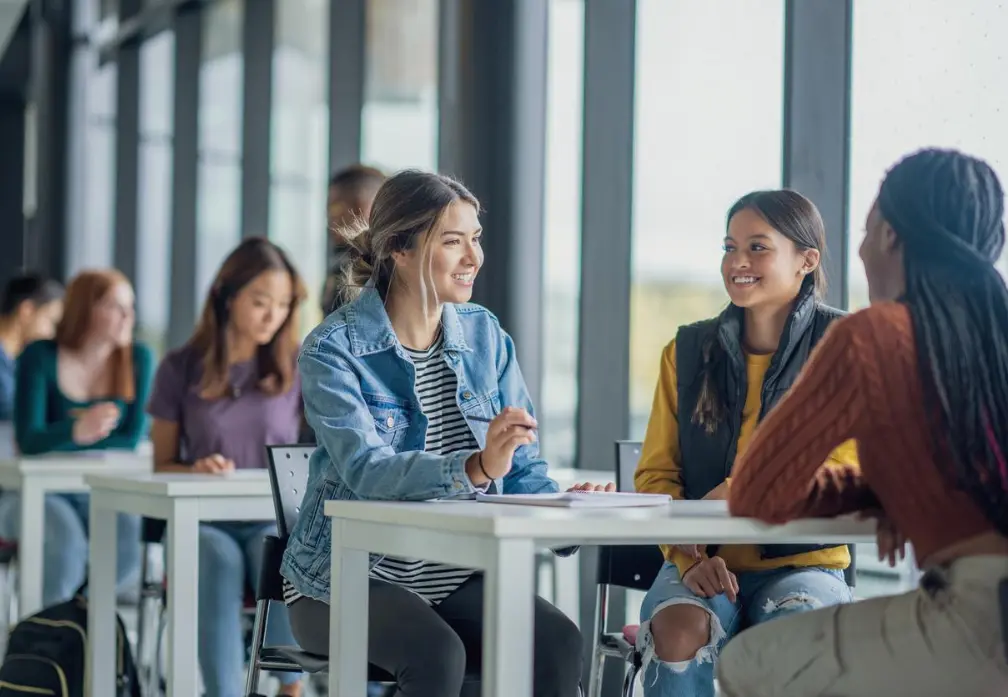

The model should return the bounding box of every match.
[146,345,302,470]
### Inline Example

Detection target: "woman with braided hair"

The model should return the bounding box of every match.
[720,148,1008,697]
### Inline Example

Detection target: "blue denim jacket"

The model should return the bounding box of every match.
[281,288,559,600]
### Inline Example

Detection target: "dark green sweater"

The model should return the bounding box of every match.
[14,340,154,455]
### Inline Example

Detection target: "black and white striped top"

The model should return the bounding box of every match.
[283,329,479,606]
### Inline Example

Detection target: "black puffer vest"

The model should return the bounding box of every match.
[675,280,845,559]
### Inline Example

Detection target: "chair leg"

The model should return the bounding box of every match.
[587,648,606,697]
[243,600,270,697]
[135,553,150,681]
[623,663,640,697]
[150,604,166,697]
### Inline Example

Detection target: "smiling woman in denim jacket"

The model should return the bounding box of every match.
[280,169,610,697]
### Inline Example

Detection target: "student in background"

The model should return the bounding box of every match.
[282,170,612,697]
[0,273,64,420]
[0,269,151,605]
[720,149,1008,697]
[633,191,856,697]
[147,238,306,697]
[321,164,386,314]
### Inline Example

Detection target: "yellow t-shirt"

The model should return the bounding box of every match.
[634,339,857,576]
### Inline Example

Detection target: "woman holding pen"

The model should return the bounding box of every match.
[280,169,612,697]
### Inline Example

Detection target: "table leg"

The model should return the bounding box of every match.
[18,481,45,618]
[165,501,200,697]
[553,553,581,626]
[482,538,536,697]
[87,495,118,696]
[329,519,369,697]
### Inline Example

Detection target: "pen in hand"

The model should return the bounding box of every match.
[466,414,536,430]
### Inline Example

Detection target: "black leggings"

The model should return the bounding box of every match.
[288,575,583,697]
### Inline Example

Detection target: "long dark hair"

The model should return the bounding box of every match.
[189,238,306,399]
[878,148,1008,535]
[331,169,480,308]
[693,189,828,432]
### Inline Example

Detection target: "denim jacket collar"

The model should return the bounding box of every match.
[345,288,472,357]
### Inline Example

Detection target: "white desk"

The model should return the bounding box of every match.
[85,470,275,697]
[325,500,876,697]
[0,450,152,618]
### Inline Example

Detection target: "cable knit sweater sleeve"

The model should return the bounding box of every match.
[728,313,880,522]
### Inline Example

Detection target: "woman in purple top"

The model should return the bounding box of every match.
[147,238,306,697]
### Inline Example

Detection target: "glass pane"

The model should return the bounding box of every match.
[136,31,175,358]
[195,0,244,308]
[629,0,785,439]
[361,0,439,171]
[847,1,1008,310]
[540,0,584,470]
[270,0,330,336]
[65,45,116,277]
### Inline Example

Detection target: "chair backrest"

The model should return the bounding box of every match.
[614,440,642,492]
[266,444,315,538]
[596,440,664,590]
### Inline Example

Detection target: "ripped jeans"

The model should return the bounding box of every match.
[637,562,852,697]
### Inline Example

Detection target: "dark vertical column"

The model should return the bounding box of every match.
[0,99,26,285]
[240,0,274,238]
[575,0,636,691]
[327,0,365,172]
[112,44,139,282]
[112,0,141,284]
[166,4,201,349]
[783,0,853,309]
[437,0,548,403]
[25,0,71,281]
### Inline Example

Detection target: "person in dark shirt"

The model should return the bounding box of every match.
[321,164,386,314]
[0,273,64,421]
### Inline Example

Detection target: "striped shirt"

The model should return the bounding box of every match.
[283,329,479,606]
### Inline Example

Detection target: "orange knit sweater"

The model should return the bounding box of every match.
[728,302,996,567]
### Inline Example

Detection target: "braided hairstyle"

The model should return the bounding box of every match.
[877,148,1008,535]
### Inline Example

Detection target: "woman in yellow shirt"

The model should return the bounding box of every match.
[634,190,860,697]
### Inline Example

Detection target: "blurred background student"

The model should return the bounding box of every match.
[0,273,64,422]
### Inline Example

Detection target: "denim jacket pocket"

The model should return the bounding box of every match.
[300,478,338,553]
[366,399,410,448]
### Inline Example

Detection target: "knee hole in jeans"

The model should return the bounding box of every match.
[650,602,713,663]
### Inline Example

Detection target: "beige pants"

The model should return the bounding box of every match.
[716,555,1008,697]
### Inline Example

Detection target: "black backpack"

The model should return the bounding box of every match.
[0,593,140,697]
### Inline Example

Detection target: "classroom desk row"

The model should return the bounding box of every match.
[0,451,612,697]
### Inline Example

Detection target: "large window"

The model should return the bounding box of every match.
[65,1,117,277]
[629,0,785,438]
[136,31,175,356]
[539,0,584,469]
[269,0,330,335]
[195,0,244,306]
[361,0,439,171]
[847,1,1008,309]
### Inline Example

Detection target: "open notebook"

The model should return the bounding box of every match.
[474,491,672,508]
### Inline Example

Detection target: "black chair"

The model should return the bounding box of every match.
[247,445,482,696]
[587,441,664,697]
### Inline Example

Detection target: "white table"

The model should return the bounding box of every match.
[85,470,276,697]
[325,500,876,697]
[0,450,152,618]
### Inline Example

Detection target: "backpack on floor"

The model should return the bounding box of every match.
[0,593,140,697]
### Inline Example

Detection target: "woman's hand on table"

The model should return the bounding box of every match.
[193,454,236,474]
[72,402,121,445]
[566,481,617,493]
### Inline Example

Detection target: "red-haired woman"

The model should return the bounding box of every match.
[0,269,152,605]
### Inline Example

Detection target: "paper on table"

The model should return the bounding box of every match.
[474,491,672,508]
